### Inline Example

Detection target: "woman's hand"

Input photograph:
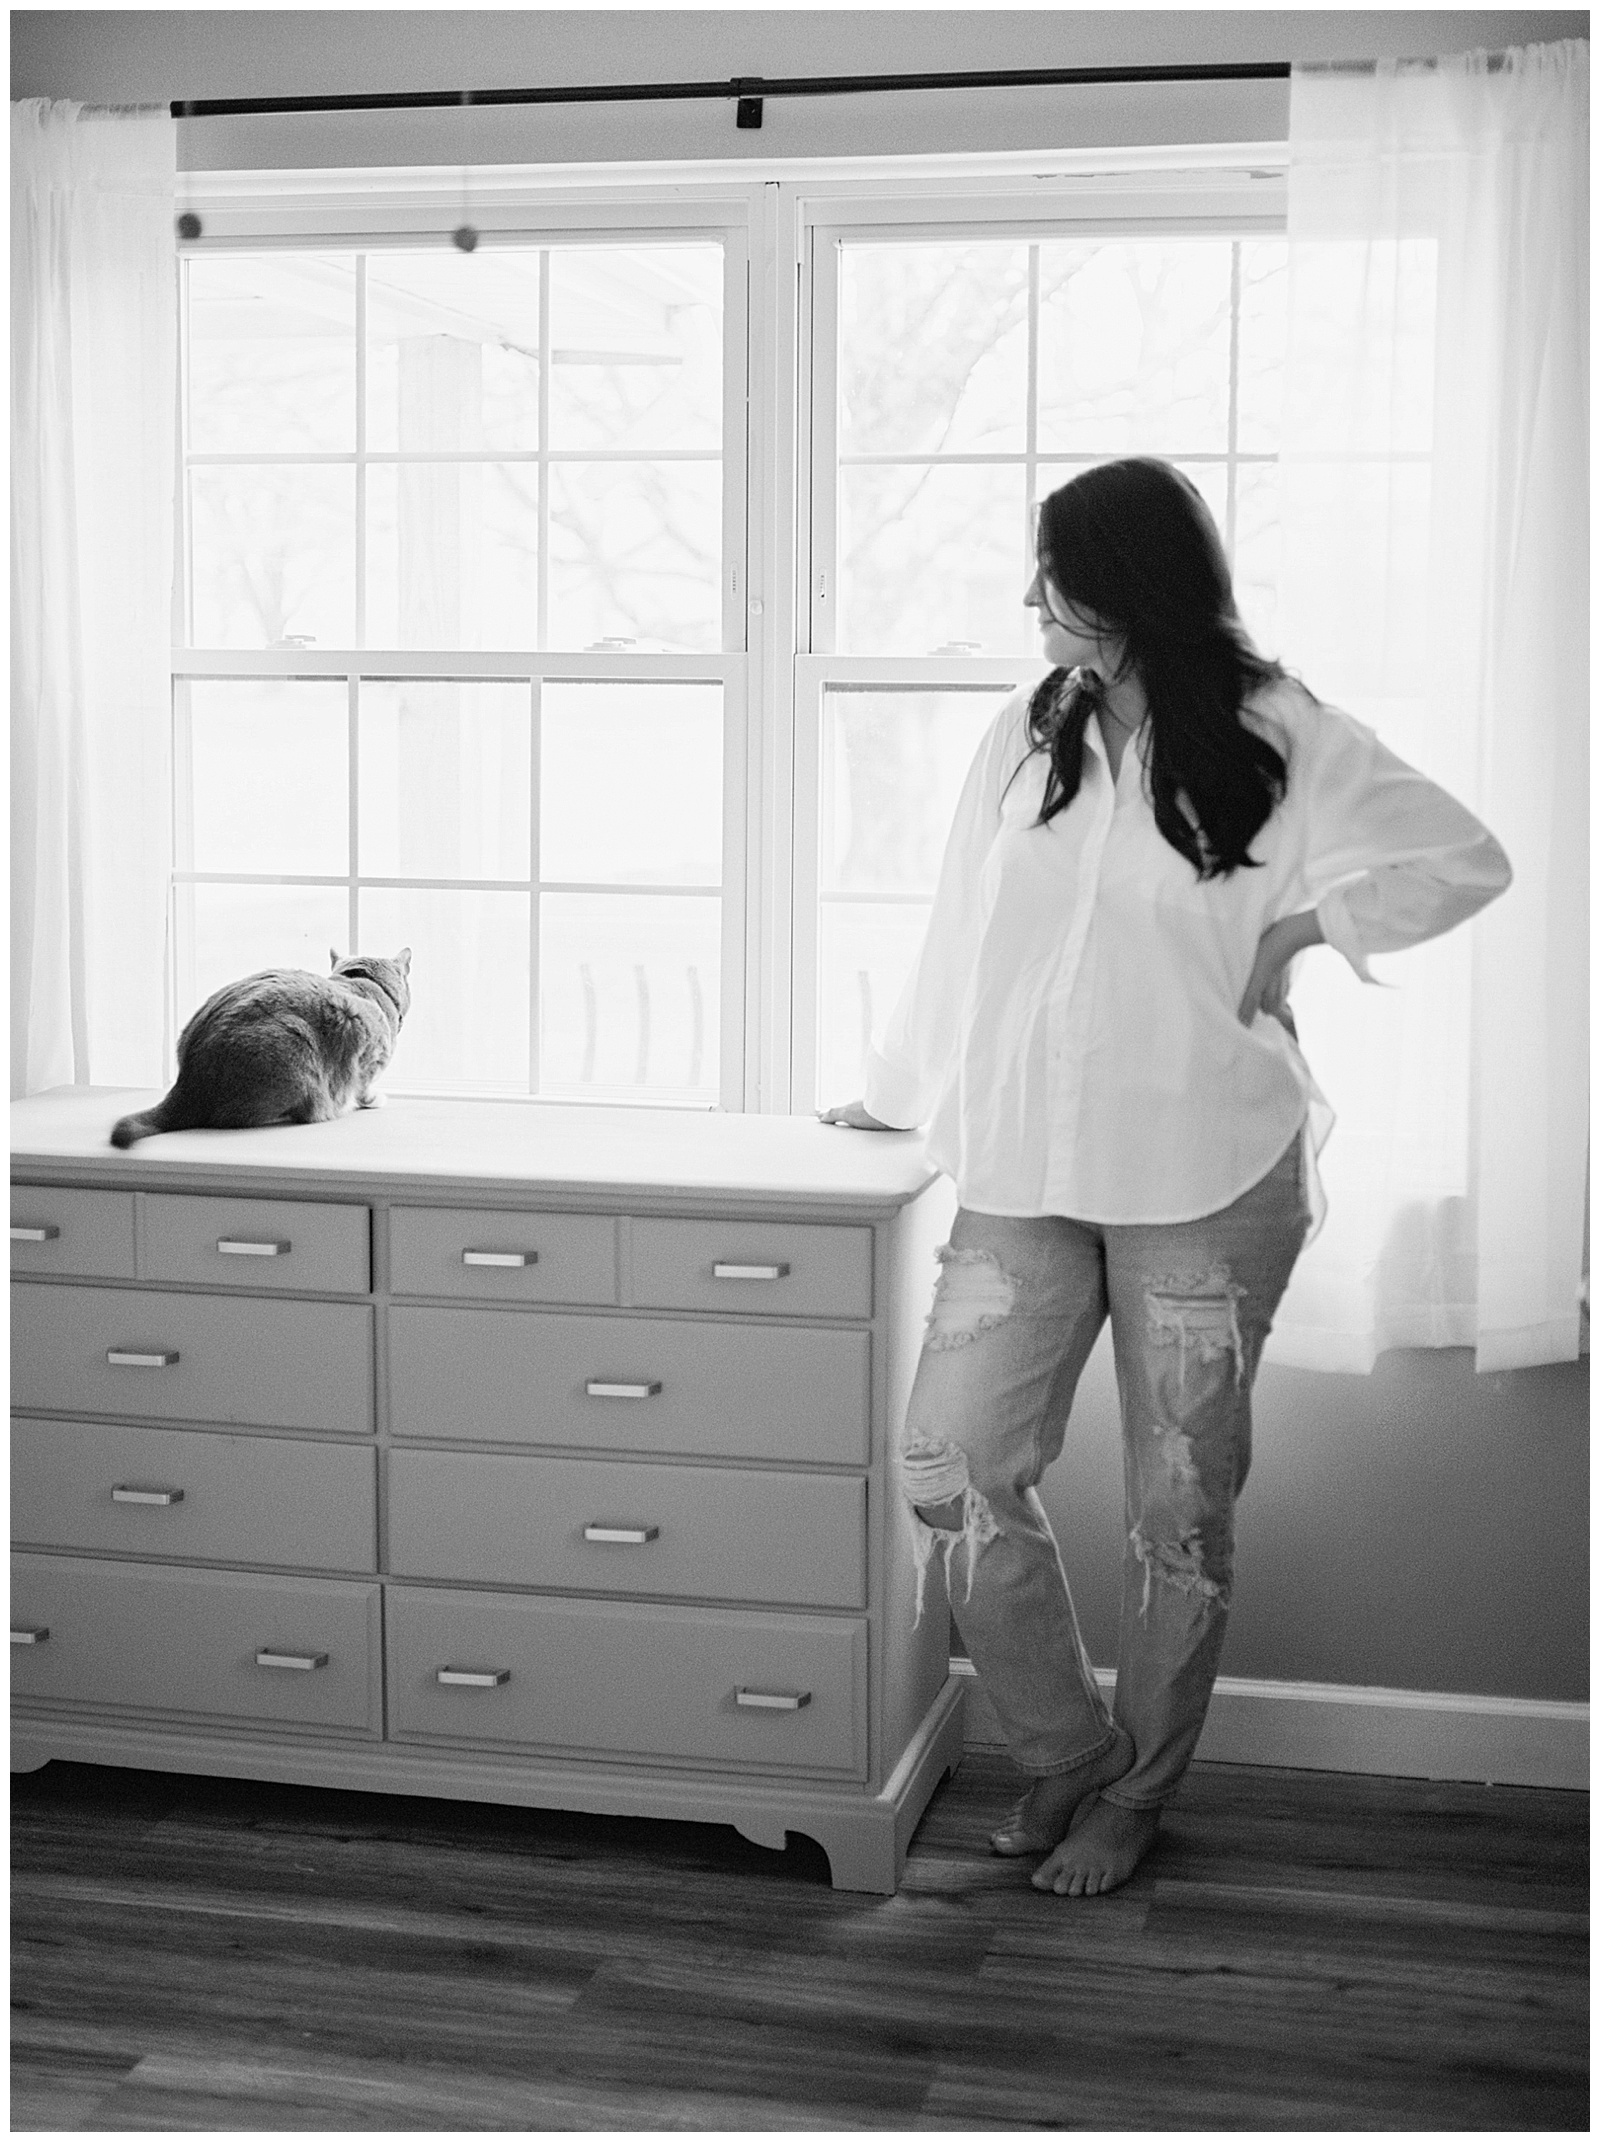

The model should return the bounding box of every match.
[817,1099,901,1131]
[1238,910,1325,1032]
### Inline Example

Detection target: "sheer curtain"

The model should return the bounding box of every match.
[11,99,177,1097]
[1266,41,1588,1373]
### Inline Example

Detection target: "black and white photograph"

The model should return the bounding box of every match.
[9,3,1589,2131]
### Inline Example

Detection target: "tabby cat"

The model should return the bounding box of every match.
[110,949,413,1149]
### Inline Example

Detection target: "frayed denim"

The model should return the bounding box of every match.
[898,1131,1311,1807]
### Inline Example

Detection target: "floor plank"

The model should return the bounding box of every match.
[11,1752,1588,2132]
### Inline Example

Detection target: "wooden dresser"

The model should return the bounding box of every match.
[10,1088,962,1892]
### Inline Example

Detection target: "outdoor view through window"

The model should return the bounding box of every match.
[175,227,1289,1107]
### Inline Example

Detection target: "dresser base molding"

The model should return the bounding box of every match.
[11,1675,967,1894]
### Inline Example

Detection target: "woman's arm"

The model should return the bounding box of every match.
[1293,705,1513,984]
[1237,907,1325,1026]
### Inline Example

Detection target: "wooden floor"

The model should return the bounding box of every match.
[10,1751,1588,2132]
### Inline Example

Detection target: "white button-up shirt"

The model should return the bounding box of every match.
[861,678,1512,1224]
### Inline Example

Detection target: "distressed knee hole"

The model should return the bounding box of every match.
[898,1437,1001,1625]
[1129,1516,1231,1618]
[924,1245,1017,1352]
[1144,1261,1249,1388]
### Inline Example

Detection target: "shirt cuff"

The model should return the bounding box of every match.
[1314,885,1379,984]
[861,1050,926,1131]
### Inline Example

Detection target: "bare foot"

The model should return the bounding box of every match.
[1032,1796,1161,1896]
[989,1727,1135,1856]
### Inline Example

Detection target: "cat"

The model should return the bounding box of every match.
[110,949,413,1149]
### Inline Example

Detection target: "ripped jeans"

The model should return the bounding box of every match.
[898,1132,1311,1808]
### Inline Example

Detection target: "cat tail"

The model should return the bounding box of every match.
[109,1093,191,1149]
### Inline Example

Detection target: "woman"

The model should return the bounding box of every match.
[822,457,1511,1898]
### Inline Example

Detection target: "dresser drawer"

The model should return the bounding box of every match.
[388,1307,871,1464]
[387,1450,865,1609]
[11,1187,135,1279]
[10,1553,381,1733]
[630,1218,872,1320]
[389,1206,618,1303]
[387,1587,867,1776]
[141,1194,370,1295]
[11,1284,374,1435]
[11,1420,377,1572]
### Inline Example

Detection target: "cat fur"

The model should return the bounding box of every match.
[110,949,412,1149]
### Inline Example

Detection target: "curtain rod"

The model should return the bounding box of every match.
[172,61,1292,130]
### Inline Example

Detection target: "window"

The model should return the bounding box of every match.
[796,215,1288,1109]
[174,228,746,1105]
[173,166,1290,1113]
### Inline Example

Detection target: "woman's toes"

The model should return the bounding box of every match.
[1029,1798,1161,1897]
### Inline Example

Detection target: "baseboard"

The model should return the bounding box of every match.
[950,1657,1589,1791]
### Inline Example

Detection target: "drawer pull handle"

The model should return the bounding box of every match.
[11,1626,49,1646]
[585,1380,663,1400]
[735,1687,811,1711]
[583,1523,660,1545]
[107,1349,179,1368]
[255,1650,328,1672]
[216,1237,290,1258]
[437,1666,511,1687]
[712,1262,791,1282]
[11,1224,60,1243]
[461,1249,538,1268]
[111,1484,185,1506]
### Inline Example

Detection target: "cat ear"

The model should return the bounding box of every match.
[395,947,412,972]
[329,948,341,970]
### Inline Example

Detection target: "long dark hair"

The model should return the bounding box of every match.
[1022,458,1290,879]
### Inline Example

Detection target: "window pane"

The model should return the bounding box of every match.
[821,689,1009,895]
[548,245,723,453]
[816,900,932,1111]
[548,461,722,652]
[839,462,1028,655]
[359,888,530,1093]
[1232,461,1283,657]
[540,893,720,1103]
[186,254,355,455]
[366,251,542,455]
[190,465,355,648]
[365,462,539,650]
[360,681,530,881]
[839,241,1029,456]
[541,683,722,886]
[185,885,351,1019]
[188,681,347,876]
[1236,241,1289,456]
[1037,241,1235,456]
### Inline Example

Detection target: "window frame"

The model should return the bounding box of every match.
[171,153,1290,1115]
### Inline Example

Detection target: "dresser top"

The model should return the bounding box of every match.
[11,1088,942,1215]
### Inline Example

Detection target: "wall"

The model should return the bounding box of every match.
[10,9,1590,169]
[1051,1335,1587,1702]
[11,5,1589,1707]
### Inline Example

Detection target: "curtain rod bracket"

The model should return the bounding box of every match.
[732,78,763,129]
